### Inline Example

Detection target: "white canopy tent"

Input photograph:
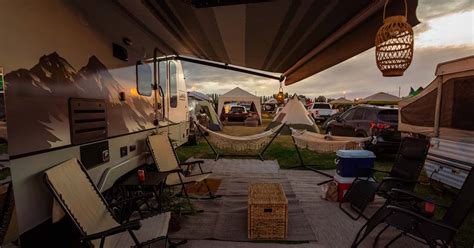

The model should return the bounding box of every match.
[358,92,400,105]
[217,87,262,124]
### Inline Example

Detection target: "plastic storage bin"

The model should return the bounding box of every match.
[336,150,375,177]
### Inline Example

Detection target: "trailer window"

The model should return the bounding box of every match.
[136,61,152,96]
[159,61,167,98]
[170,61,178,108]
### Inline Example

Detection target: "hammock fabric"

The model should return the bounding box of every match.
[196,122,283,152]
[291,129,371,153]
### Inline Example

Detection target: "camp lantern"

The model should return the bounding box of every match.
[375,0,414,77]
[275,81,285,104]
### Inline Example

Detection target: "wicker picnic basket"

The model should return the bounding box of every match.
[248,183,288,240]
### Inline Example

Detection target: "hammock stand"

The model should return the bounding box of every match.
[287,133,334,185]
[194,121,285,161]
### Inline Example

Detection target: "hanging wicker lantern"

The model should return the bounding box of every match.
[375,0,414,77]
[275,81,285,104]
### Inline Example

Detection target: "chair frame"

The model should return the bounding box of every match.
[0,182,15,245]
[352,172,474,248]
[340,137,429,220]
[147,134,218,199]
[44,159,182,248]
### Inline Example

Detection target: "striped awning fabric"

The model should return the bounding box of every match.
[77,0,419,85]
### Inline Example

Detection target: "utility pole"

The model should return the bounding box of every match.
[399,86,401,97]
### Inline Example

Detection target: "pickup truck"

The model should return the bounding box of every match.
[308,102,334,122]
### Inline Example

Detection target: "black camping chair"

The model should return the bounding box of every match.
[352,168,474,248]
[340,137,430,220]
[0,182,15,245]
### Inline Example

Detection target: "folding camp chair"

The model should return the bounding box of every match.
[147,132,217,199]
[0,182,15,245]
[352,168,474,248]
[44,159,185,248]
[340,137,430,220]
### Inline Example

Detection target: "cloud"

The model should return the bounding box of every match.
[182,1,474,100]
[286,45,473,99]
[417,0,473,21]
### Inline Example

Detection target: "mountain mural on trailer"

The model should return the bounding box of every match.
[5,52,155,156]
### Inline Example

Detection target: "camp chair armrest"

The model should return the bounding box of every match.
[179,160,208,175]
[180,160,204,166]
[390,189,450,208]
[161,168,184,174]
[186,171,212,177]
[81,220,141,242]
[381,177,418,184]
[386,205,457,232]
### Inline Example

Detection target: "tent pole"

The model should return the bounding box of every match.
[259,123,286,160]
[194,121,219,160]
[434,75,443,137]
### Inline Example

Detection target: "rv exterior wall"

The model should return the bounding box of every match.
[0,0,189,235]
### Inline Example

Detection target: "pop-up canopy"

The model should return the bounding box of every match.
[399,56,474,143]
[217,87,262,124]
[70,0,419,85]
[358,92,400,105]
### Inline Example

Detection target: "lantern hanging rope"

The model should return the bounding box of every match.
[375,0,414,77]
[275,81,285,103]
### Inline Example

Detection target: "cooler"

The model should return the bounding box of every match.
[335,150,375,177]
[334,174,355,202]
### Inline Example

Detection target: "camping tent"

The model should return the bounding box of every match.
[188,91,211,118]
[266,94,320,134]
[357,92,400,105]
[399,56,474,141]
[188,91,212,102]
[197,101,223,131]
[218,87,262,124]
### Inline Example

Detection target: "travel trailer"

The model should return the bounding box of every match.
[399,56,474,189]
[1,0,420,246]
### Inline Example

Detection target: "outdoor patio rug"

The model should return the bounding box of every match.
[170,173,317,243]
[185,179,222,196]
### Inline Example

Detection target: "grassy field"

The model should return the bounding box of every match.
[176,119,473,247]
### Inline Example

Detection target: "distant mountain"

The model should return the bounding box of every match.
[5,52,154,155]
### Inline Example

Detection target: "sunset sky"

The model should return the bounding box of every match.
[182,0,473,100]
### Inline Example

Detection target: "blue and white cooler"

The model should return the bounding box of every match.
[335,150,376,178]
[334,150,376,201]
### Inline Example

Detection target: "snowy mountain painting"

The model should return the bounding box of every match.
[5,53,155,156]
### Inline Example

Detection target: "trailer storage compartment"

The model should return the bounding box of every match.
[424,138,473,189]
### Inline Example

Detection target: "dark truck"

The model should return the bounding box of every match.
[326,105,401,153]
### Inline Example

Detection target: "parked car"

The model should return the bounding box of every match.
[226,105,248,122]
[308,102,335,122]
[326,105,401,153]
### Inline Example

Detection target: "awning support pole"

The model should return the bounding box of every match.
[176,55,284,81]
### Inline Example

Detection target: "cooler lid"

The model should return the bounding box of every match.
[336,150,376,158]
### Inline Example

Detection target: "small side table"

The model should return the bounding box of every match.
[120,171,170,218]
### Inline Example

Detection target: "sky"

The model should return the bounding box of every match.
[182,0,474,100]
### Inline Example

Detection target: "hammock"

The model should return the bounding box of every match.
[291,129,372,153]
[195,122,284,152]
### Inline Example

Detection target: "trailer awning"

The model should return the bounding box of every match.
[73,0,419,84]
